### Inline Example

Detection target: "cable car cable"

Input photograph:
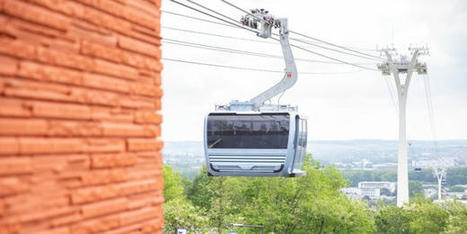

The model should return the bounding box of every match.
[162,25,276,45]
[162,57,364,74]
[167,0,258,34]
[162,26,377,65]
[220,0,383,60]
[168,0,377,70]
[162,37,377,65]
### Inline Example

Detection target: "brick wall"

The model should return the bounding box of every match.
[0,0,164,233]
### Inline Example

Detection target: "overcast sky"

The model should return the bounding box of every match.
[160,0,467,141]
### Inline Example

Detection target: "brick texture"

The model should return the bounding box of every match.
[0,0,163,233]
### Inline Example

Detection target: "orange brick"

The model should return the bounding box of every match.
[118,35,161,58]
[3,78,81,106]
[71,213,120,233]
[80,40,122,63]
[125,0,160,19]
[80,198,128,218]
[130,83,163,97]
[120,207,159,226]
[47,120,102,137]
[33,154,90,173]
[0,56,18,75]
[102,122,148,137]
[84,138,126,153]
[0,118,48,136]
[90,107,133,123]
[82,73,130,93]
[0,137,19,155]
[19,138,83,154]
[3,0,71,30]
[36,227,70,234]
[18,61,83,85]
[80,4,132,35]
[93,58,139,80]
[37,46,94,71]
[134,111,162,124]
[0,177,30,196]
[0,157,32,175]
[127,138,163,151]
[123,6,158,30]
[80,168,128,186]
[91,153,137,168]
[31,101,91,120]
[68,21,118,47]
[0,38,37,59]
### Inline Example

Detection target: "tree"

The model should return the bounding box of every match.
[163,165,184,202]
[409,180,424,198]
[443,200,467,234]
[163,165,208,232]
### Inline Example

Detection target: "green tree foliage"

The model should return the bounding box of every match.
[409,181,425,198]
[375,198,457,234]
[164,158,467,233]
[185,155,375,233]
[443,201,467,233]
[162,165,208,232]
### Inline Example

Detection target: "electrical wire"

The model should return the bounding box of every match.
[162,57,364,75]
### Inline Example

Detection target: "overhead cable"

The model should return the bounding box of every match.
[220,0,383,60]
[162,57,364,75]
[162,37,375,65]
[167,0,377,70]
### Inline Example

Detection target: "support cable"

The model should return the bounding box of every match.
[162,57,364,75]
[162,37,375,65]
[162,26,377,65]
[167,0,378,71]
[167,0,258,34]
[220,0,383,60]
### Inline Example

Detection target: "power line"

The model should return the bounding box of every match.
[162,57,364,75]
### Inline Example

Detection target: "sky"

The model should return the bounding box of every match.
[160,0,467,141]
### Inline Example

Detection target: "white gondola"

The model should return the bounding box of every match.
[204,9,307,177]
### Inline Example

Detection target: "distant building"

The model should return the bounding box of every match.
[340,188,361,200]
[361,188,381,200]
[358,181,396,193]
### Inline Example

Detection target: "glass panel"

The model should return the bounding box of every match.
[207,113,290,149]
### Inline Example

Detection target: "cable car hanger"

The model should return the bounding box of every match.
[204,9,308,177]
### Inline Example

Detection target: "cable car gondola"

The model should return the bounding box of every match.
[204,9,307,177]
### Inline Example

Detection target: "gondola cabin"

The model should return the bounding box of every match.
[204,107,307,177]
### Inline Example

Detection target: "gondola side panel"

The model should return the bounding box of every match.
[0,0,163,233]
